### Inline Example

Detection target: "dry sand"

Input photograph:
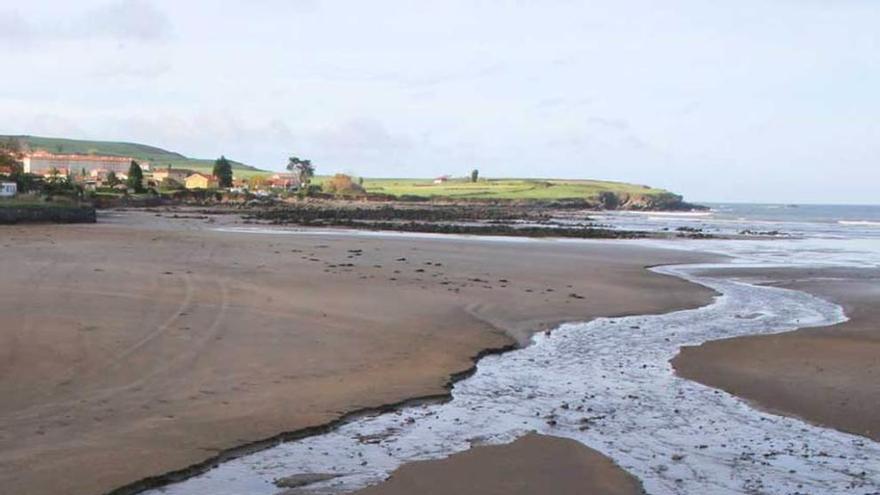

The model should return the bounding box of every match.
[0,211,714,495]
[673,266,880,442]
[354,433,643,495]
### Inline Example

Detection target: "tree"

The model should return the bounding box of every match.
[470,169,479,183]
[0,138,22,169]
[106,171,120,187]
[323,174,365,196]
[127,160,144,192]
[213,155,234,188]
[0,139,31,192]
[163,177,183,190]
[248,175,268,190]
[286,156,315,188]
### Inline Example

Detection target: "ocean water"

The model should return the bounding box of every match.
[146,204,880,495]
[594,203,880,240]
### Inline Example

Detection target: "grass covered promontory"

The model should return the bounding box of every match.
[346,177,701,210]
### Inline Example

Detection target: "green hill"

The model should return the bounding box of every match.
[326,177,701,209]
[3,135,267,178]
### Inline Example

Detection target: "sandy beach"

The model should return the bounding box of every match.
[354,433,643,495]
[673,266,880,442]
[0,211,715,495]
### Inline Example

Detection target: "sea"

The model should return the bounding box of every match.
[597,203,880,268]
[595,203,880,237]
[148,203,880,495]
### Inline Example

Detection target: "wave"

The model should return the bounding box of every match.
[622,210,714,217]
[839,220,880,227]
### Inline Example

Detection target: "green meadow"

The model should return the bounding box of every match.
[352,177,669,201]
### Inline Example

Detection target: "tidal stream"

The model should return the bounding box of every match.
[148,262,880,495]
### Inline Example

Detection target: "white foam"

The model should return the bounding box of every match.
[839,220,880,227]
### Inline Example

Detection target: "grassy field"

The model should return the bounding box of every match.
[352,177,670,201]
[3,135,265,176]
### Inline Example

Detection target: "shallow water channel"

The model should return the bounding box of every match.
[148,262,880,495]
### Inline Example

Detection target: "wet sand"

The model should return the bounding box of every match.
[673,266,880,442]
[0,211,714,495]
[354,433,643,495]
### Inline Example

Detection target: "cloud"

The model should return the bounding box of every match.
[311,118,413,153]
[307,118,417,171]
[0,9,33,44]
[89,59,172,79]
[78,0,173,41]
[0,0,172,46]
[586,116,630,131]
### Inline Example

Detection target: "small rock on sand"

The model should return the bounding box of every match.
[274,473,341,489]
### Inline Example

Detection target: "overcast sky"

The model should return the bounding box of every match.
[1,1,878,203]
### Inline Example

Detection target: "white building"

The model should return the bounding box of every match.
[0,182,16,197]
[22,151,149,176]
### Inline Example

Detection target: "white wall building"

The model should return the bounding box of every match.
[22,151,149,176]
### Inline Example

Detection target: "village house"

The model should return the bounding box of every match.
[185,173,218,190]
[88,169,127,187]
[268,172,301,190]
[152,167,194,184]
[22,151,149,176]
[433,175,450,184]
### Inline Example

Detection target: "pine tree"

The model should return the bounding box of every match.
[213,156,234,188]
[127,160,144,192]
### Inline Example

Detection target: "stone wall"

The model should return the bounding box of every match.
[0,205,97,224]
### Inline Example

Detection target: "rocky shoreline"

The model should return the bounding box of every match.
[0,203,97,224]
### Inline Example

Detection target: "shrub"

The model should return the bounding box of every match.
[322,174,366,197]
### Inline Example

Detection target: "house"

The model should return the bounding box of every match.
[268,173,301,190]
[185,173,218,190]
[433,175,450,184]
[0,182,16,197]
[90,168,111,180]
[89,169,130,187]
[152,167,194,184]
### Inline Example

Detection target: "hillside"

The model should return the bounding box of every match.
[3,135,267,177]
[353,177,701,210]
[3,135,698,209]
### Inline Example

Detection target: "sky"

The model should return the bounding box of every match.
[1,0,878,204]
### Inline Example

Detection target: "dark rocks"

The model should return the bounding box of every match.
[0,204,96,224]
